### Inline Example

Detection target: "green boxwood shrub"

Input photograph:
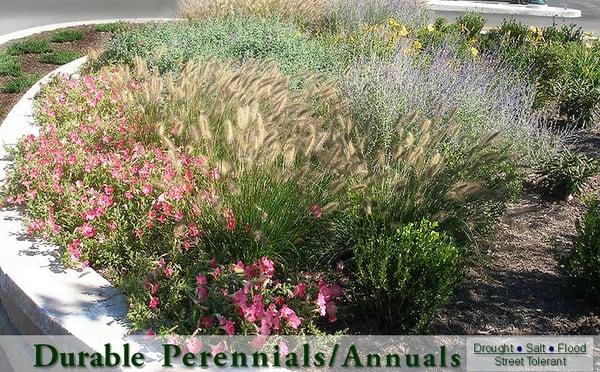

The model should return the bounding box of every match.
[565,198,600,299]
[352,219,463,333]
[455,11,485,40]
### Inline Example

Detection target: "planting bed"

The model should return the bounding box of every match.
[0,22,132,121]
[2,1,600,340]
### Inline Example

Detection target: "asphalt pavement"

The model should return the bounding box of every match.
[0,0,179,34]
[435,0,600,33]
[2,0,600,35]
[1,0,599,35]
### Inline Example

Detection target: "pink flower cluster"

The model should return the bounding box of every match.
[145,257,342,336]
[3,71,241,266]
[2,69,342,336]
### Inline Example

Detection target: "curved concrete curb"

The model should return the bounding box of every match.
[0,60,132,351]
[428,0,581,18]
[0,18,181,46]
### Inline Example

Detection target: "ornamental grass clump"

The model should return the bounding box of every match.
[2,58,352,335]
[115,57,363,267]
[181,0,327,26]
[332,45,558,244]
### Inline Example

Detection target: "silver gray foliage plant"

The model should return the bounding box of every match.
[325,0,430,30]
[341,44,564,164]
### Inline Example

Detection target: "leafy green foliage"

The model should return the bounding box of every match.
[546,42,600,128]
[475,20,599,128]
[352,219,463,332]
[50,29,84,43]
[95,22,127,33]
[543,23,583,44]
[39,51,81,65]
[6,40,52,55]
[0,51,21,77]
[98,17,344,85]
[1,74,41,93]
[565,198,600,299]
[455,11,485,40]
[536,150,598,199]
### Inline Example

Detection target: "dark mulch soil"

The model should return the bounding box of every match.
[430,129,600,335]
[0,25,115,120]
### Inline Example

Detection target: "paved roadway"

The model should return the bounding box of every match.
[435,0,600,33]
[0,0,599,35]
[0,0,179,35]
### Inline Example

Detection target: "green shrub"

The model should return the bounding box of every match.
[529,41,600,126]
[455,11,485,40]
[535,150,598,199]
[565,198,600,299]
[50,29,84,43]
[94,22,127,33]
[352,219,463,332]
[475,19,599,128]
[543,23,582,44]
[492,19,530,47]
[39,51,81,65]
[0,51,21,77]
[550,42,600,128]
[6,40,52,55]
[1,74,41,93]
[98,17,343,85]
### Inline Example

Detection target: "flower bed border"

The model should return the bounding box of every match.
[0,56,133,349]
[0,18,178,350]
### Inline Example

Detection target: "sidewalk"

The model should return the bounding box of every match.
[428,0,582,18]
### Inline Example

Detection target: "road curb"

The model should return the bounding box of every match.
[428,0,581,18]
[0,57,133,348]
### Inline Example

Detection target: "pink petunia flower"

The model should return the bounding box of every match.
[196,274,208,286]
[186,337,203,353]
[293,282,307,298]
[80,222,96,238]
[200,316,214,328]
[310,204,323,219]
[163,264,174,279]
[315,293,327,317]
[141,184,153,196]
[258,257,275,279]
[148,296,160,310]
[197,287,208,303]
[280,305,301,329]
[222,319,235,336]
